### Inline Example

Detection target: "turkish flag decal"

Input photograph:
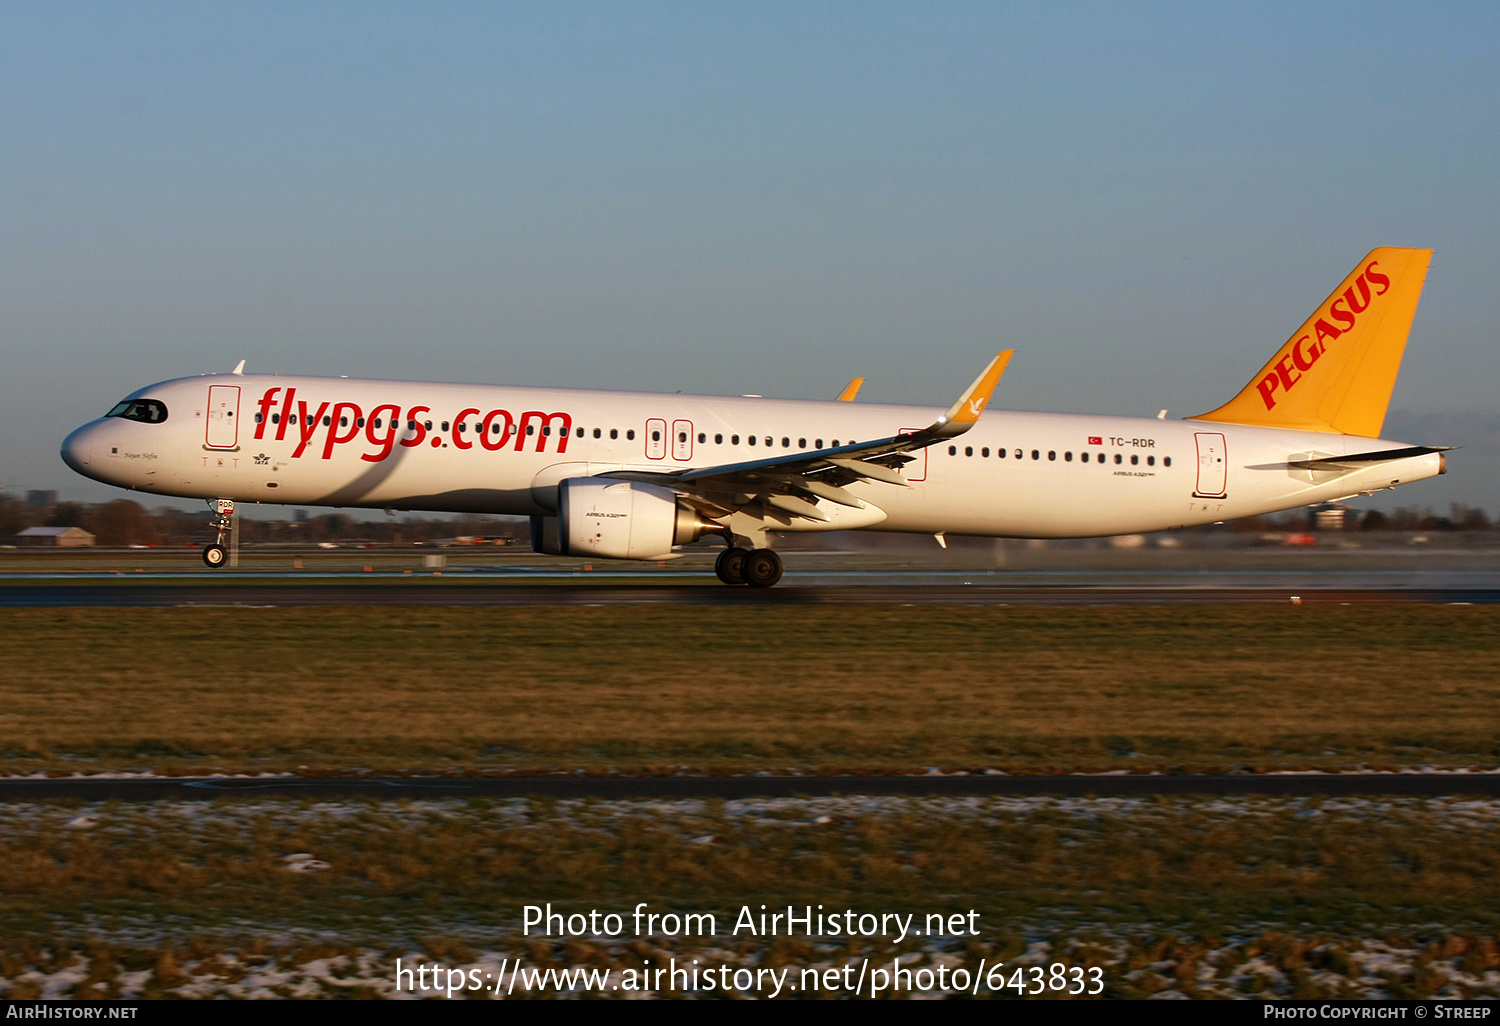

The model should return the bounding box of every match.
[1087,436,1102,445]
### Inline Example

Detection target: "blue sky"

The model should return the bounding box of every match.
[3,2,1497,512]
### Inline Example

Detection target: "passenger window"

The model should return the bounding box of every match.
[679,432,688,443]
[1131,454,1139,465]
[577,427,584,437]
[1147,456,1155,466]
[424,421,432,431]
[715,434,723,444]
[610,429,618,439]
[765,437,773,447]
[698,433,706,443]
[798,438,806,449]
[272,414,280,424]
[322,416,332,427]
[439,420,447,431]
[491,423,501,435]
[997,447,1006,458]
[949,445,957,455]
[731,434,739,444]
[1031,450,1039,460]
[1080,452,1088,463]
[832,440,840,447]
[1114,453,1123,464]
[782,437,790,447]
[527,425,535,436]
[357,417,365,428]
[816,439,823,448]
[1048,451,1056,461]
[254,413,263,423]
[965,446,973,457]
[1065,451,1072,462]
[627,430,635,440]
[1015,449,1022,459]
[1164,456,1172,467]
[651,430,660,442]
[981,447,989,457]
[594,428,601,438]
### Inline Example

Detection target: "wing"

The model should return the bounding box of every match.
[603,351,1012,524]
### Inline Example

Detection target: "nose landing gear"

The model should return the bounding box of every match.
[203,498,235,569]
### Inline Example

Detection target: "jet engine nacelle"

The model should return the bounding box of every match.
[539,478,714,560]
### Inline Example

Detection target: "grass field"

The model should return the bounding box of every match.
[1,605,1497,775]
[2,606,1500,774]
[3,604,1499,999]
[0,795,1497,998]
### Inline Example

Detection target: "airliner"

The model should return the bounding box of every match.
[61,247,1447,586]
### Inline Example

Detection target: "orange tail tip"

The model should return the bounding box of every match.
[1190,247,1433,437]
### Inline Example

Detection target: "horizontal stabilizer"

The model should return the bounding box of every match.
[1287,445,1452,470]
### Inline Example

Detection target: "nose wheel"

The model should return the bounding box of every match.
[203,498,235,570]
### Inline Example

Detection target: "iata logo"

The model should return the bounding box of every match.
[1256,260,1390,410]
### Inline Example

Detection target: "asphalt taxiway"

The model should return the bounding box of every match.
[3,580,1500,606]
[2,774,1497,801]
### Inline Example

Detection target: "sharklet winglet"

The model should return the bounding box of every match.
[930,351,1012,438]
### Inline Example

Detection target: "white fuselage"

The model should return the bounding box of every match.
[61,373,1443,537]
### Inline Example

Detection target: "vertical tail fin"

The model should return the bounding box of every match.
[1190,247,1432,437]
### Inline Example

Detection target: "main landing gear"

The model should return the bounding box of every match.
[715,546,783,588]
[203,498,234,569]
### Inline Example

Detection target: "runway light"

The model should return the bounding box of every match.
[1290,596,1302,605]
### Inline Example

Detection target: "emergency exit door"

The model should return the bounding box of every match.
[645,418,667,460]
[1194,432,1227,497]
[206,385,241,449]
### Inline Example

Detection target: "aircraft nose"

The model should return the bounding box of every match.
[60,422,99,474]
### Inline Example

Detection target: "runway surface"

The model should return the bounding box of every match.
[4,581,1500,606]
[3,774,1498,801]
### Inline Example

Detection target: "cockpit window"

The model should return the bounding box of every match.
[106,399,169,424]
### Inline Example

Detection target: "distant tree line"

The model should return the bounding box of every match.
[2,494,1494,548]
[1228,504,1492,533]
[0,495,521,547]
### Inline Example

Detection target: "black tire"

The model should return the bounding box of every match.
[715,546,748,586]
[203,544,228,569]
[741,548,783,588]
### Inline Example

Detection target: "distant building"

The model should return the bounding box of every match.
[26,490,58,507]
[1309,503,1350,531]
[13,526,95,547]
